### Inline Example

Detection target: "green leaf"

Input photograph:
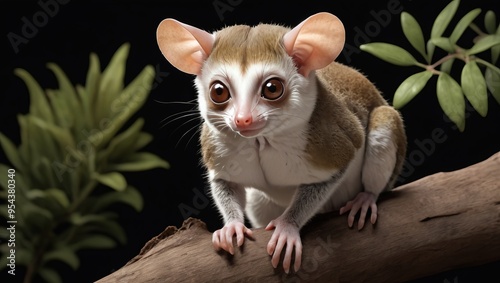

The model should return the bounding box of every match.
[477,59,500,76]
[46,188,70,208]
[461,61,488,117]
[17,115,31,168]
[80,218,127,245]
[99,220,127,245]
[493,24,500,63]
[93,172,127,191]
[484,10,497,34]
[89,65,155,148]
[437,73,466,131]
[89,185,143,212]
[46,63,77,98]
[449,8,481,44]
[133,132,153,151]
[26,116,64,162]
[401,12,427,60]
[26,188,70,211]
[13,248,32,267]
[18,117,60,184]
[76,85,90,128]
[430,37,455,53]
[25,189,47,200]
[26,189,57,213]
[440,58,455,74]
[39,267,63,283]
[95,44,130,125]
[485,68,500,105]
[427,40,436,63]
[46,63,84,131]
[42,247,80,270]
[431,0,460,38]
[70,213,108,225]
[71,235,117,251]
[21,202,54,233]
[466,35,500,55]
[493,45,500,64]
[360,43,418,66]
[86,52,101,129]
[46,89,73,129]
[31,116,76,150]
[99,44,129,98]
[104,118,144,161]
[107,152,169,172]
[14,68,54,124]
[0,133,23,171]
[38,157,58,187]
[393,71,434,109]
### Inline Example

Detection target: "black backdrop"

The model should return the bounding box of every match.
[1,0,500,282]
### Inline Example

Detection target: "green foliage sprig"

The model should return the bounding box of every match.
[0,43,169,283]
[361,0,500,131]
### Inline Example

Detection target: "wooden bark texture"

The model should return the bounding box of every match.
[97,152,500,283]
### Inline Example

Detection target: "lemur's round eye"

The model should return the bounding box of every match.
[209,81,230,104]
[261,78,284,101]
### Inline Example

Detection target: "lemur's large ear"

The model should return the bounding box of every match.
[283,12,345,76]
[157,19,214,75]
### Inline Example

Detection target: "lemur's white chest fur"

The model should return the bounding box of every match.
[206,121,365,210]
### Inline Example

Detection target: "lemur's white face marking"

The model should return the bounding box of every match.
[197,59,315,138]
[194,24,313,139]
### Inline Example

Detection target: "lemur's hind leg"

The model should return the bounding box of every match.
[340,105,406,230]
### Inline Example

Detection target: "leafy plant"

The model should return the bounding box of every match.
[0,43,169,283]
[361,0,500,131]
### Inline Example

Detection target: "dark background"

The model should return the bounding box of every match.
[1,0,499,282]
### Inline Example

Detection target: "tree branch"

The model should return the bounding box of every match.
[97,152,500,283]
